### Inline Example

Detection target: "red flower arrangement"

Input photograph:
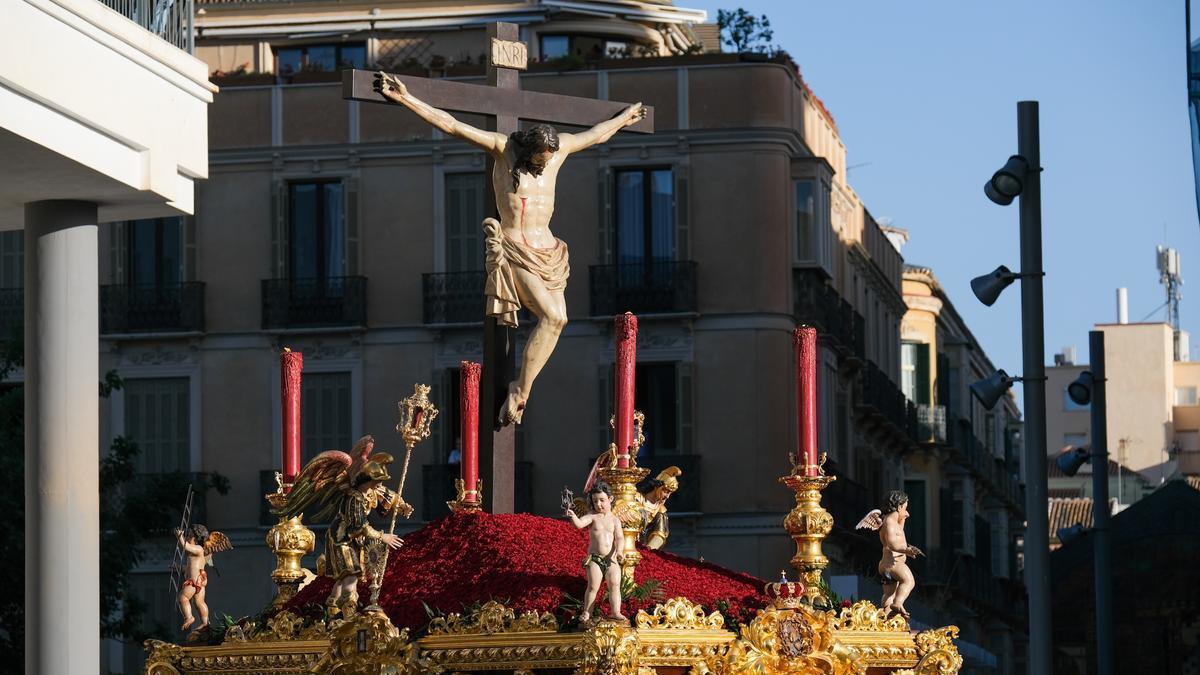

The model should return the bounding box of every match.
[286,512,769,630]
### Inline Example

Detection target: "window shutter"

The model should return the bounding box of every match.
[676,361,693,454]
[344,177,360,275]
[598,167,613,265]
[598,364,613,453]
[674,164,689,260]
[110,221,127,284]
[183,216,197,282]
[270,179,288,278]
[916,343,931,405]
[939,485,957,550]
[936,352,949,408]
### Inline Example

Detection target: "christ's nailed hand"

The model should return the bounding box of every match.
[374,72,407,100]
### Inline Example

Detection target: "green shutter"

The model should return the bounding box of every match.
[674,164,689,260]
[270,180,288,278]
[916,343,931,405]
[936,352,949,408]
[598,167,613,265]
[676,361,693,454]
[344,177,360,275]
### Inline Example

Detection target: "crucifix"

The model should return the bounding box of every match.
[343,23,653,513]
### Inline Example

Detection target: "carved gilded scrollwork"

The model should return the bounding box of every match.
[316,610,417,675]
[714,605,864,675]
[902,627,963,675]
[635,597,725,630]
[144,639,184,675]
[827,601,909,632]
[576,621,641,675]
[427,599,557,635]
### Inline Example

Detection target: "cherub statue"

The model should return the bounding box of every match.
[274,436,413,617]
[375,71,645,425]
[565,480,626,625]
[174,524,232,631]
[856,490,924,619]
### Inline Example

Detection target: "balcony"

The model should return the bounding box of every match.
[261,276,366,330]
[947,421,1025,515]
[100,282,205,335]
[423,271,485,324]
[589,261,698,317]
[0,288,21,341]
[101,0,195,52]
[917,548,1026,622]
[793,268,864,360]
[858,360,916,447]
[422,462,532,519]
[917,404,947,444]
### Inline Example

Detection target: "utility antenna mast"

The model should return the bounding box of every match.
[1157,245,1185,359]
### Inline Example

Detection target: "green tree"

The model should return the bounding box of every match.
[0,335,227,673]
[717,8,776,54]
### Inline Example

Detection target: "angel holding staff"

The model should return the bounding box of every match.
[274,435,413,616]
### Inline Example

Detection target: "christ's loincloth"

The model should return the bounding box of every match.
[484,218,570,327]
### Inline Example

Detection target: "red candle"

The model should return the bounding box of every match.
[794,327,818,476]
[614,312,638,468]
[281,348,304,485]
[460,361,481,502]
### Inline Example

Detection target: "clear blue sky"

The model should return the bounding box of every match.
[687,0,1199,408]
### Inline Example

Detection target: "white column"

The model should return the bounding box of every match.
[24,200,99,674]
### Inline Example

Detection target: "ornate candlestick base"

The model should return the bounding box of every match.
[265,486,316,607]
[779,471,836,608]
[597,464,651,579]
[448,478,484,514]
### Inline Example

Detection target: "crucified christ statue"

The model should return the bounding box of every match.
[376,72,646,425]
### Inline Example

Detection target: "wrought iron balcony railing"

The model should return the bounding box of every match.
[0,288,22,342]
[261,276,367,330]
[917,404,947,444]
[100,0,194,53]
[858,360,915,445]
[793,268,864,359]
[589,261,698,317]
[946,421,1025,516]
[422,271,486,324]
[100,282,205,335]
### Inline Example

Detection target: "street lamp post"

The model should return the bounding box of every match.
[1087,330,1115,675]
[1015,100,1052,675]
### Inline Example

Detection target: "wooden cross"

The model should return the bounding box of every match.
[342,23,654,513]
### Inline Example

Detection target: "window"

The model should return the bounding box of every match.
[0,231,22,288]
[445,173,487,273]
[795,180,814,261]
[636,363,679,458]
[985,414,996,455]
[127,217,183,287]
[540,34,634,61]
[122,573,175,673]
[276,42,366,77]
[124,377,190,473]
[1176,386,1199,406]
[615,168,674,266]
[302,372,352,462]
[290,181,345,280]
[1063,432,1088,450]
[900,343,930,404]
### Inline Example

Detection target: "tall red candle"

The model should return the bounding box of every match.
[460,361,481,502]
[614,312,638,468]
[281,348,304,485]
[794,327,819,476]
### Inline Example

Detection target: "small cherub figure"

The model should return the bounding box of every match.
[174,524,232,631]
[856,490,923,619]
[565,480,625,625]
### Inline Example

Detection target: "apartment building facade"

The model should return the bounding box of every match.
[0,1,950,670]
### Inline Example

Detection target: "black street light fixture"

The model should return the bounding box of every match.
[984,155,1031,205]
[1066,370,1095,407]
[1055,445,1091,476]
[973,101,1055,674]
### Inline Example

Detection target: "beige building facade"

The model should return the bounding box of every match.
[1047,321,1200,491]
[0,1,1017,671]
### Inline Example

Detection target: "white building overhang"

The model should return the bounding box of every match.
[0,0,216,228]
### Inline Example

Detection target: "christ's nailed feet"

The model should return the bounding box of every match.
[499,384,526,426]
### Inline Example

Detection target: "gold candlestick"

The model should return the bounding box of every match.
[779,454,835,607]
[265,474,316,606]
[600,411,650,579]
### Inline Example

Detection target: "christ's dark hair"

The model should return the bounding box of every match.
[882,490,909,515]
[508,124,560,189]
[588,480,613,511]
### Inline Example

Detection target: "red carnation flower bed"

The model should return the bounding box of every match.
[286,512,769,630]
